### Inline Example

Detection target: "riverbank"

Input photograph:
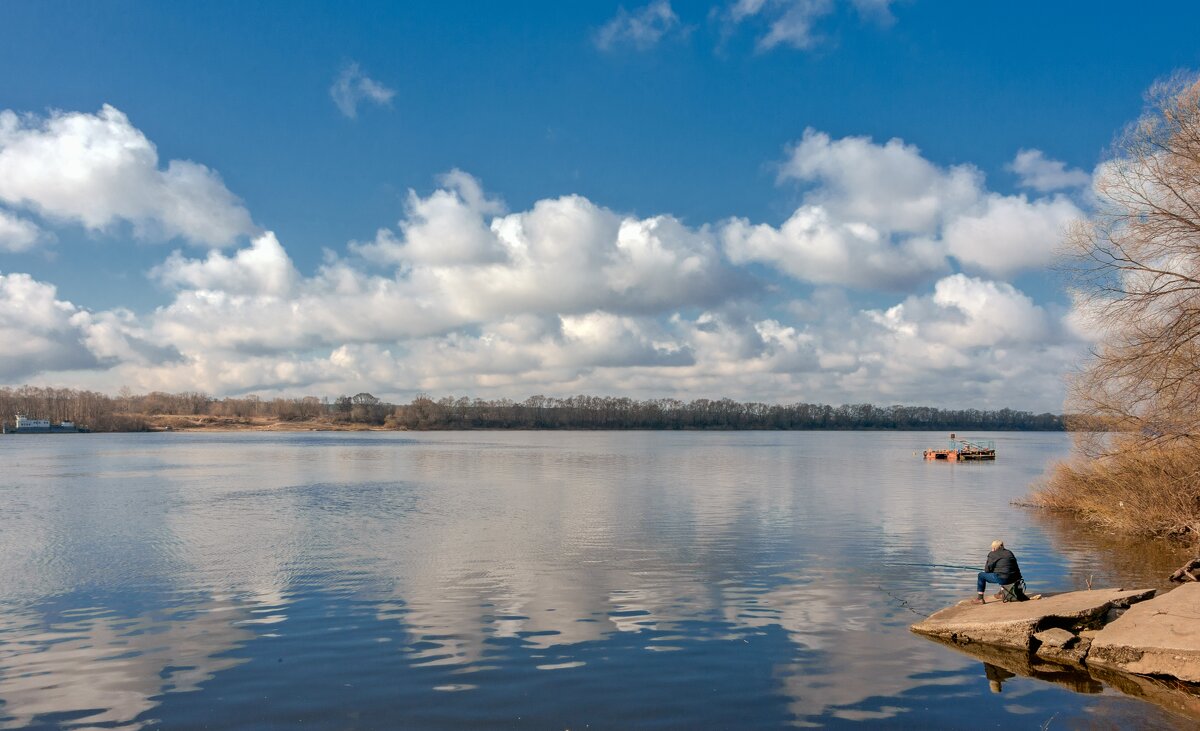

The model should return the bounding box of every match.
[1028,438,1200,546]
[141,415,385,431]
[22,413,1071,433]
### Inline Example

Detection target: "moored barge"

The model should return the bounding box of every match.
[923,433,995,461]
[2,415,89,434]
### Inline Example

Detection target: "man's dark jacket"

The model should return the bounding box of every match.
[985,548,1022,584]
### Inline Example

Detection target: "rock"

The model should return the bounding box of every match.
[1038,635,1091,665]
[1034,627,1077,648]
[910,588,1156,651]
[1031,627,1089,665]
[1089,583,1200,682]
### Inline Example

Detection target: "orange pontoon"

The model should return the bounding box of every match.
[923,433,996,461]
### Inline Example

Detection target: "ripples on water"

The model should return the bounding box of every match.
[0,431,1192,729]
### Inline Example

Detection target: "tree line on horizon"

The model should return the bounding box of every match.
[0,386,1063,432]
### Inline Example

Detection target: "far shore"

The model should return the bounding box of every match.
[74,414,1069,433]
[143,416,386,432]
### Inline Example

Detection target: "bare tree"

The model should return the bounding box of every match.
[1064,73,1200,451]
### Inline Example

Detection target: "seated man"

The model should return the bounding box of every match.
[974,540,1022,603]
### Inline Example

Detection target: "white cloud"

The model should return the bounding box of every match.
[151,232,298,297]
[875,274,1054,350]
[0,209,42,252]
[0,105,1086,410]
[730,0,832,50]
[0,272,175,382]
[779,129,983,233]
[351,169,506,267]
[831,274,1079,406]
[0,272,91,380]
[148,182,747,355]
[943,193,1081,276]
[594,0,684,50]
[721,206,947,290]
[330,63,396,118]
[721,130,968,289]
[353,274,1075,409]
[10,251,1081,409]
[1008,149,1091,192]
[726,0,895,51]
[724,129,1084,286]
[148,271,1068,409]
[0,106,255,246]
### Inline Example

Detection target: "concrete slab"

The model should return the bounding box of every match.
[911,588,1156,650]
[1089,583,1200,682]
[1038,636,1091,665]
[1035,628,1077,648]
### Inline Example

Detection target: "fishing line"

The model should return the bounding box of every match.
[886,562,981,571]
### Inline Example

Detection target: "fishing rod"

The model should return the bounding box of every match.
[887,561,981,571]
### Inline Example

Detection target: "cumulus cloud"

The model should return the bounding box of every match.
[0,106,255,246]
[0,209,42,252]
[1008,149,1091,192]
[722,129,1084,287]
[2,156,1084,408]
[0,272,95,379]
[151,232,298,297]
[333,273,1075,409]
[330,63,395,118]
[149,177,749,355]
[594,0,684,50]
[943,193,1080,275]
[7,248,1080,408]
[807,273,1080,406]
[721,206,946,289]
[778,129,983,232]
[351,169,506,267]
[0,104,1085,410]
[0,272,175,382]
[136,265,1073,409]
[871,274,1054,350]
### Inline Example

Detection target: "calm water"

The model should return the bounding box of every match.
[0,431,1192,730]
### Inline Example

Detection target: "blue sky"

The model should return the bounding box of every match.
[1,1,1198,408]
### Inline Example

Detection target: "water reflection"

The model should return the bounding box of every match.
[0,431,1194,729]
[1027,510,1190,591]
[929,636,1200,725]
[0,596,263,729]
[984,663,1017,693]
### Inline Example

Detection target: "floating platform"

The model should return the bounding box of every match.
[924,433,995,461]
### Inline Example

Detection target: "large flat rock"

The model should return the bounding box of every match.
[923,633,1200,722]
[911,588,1156,650]
[1089,583,1200,682]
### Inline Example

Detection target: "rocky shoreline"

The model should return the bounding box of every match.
[911,584,1200,719]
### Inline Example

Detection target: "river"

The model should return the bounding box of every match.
[0,431,1190,729]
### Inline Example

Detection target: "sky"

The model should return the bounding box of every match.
[1,0,1198,410]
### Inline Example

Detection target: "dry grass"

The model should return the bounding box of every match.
[1027,437,1200,545]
